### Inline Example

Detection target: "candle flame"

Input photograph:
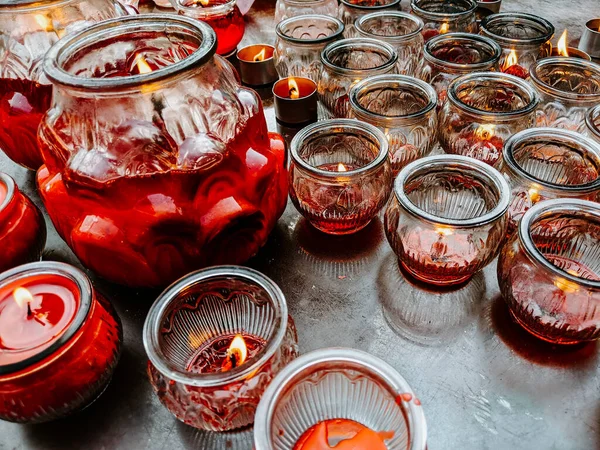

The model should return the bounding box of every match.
[222,334,248,371]
[337,163,347,172]
[288,78,300,99]
[253,48,267,62]
[554,276,580,293]
[528,187,540,203]
[502,49,518,72]
[199,0,210,5]
[35,14,53,31]
[435,226,454,236]
[440,23,449,34]
[13,287,34,309]
[557,29,569,57]
[474,123,495,140]
[135,56,152,74]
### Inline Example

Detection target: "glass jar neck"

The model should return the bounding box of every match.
[424,33,501,72]
[411,0,476,22]
[530,58,600,104]
[480,13,555,47]
[171,0,238,19]
[321,38,397,76]
[276,15,344,46]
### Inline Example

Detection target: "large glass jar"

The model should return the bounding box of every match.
[0,0,130,170]
[38,16,288,288]
[586,105,600,145]
[274,0,338,22]
[438,72,539,166]
[410,0,477,41]
[338,0,400,38]
[530,58,600,133]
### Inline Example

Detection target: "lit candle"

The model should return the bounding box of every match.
[551,29,591,60]
[186,332,265,373]
[237,44,278,86]
[500,49,528,79]
[273,77,318,125]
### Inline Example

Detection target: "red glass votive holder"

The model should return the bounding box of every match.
[498,199,600,344]
[0,261,122,423]
[385,155,510,286]
[0,173,46,273]
[144,266,299,431]
[289,119,392,235]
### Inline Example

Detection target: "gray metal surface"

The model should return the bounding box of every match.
[1,0,600,448]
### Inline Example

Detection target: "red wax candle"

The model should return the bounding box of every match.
[294,419,394,450]
[186,333,266,373]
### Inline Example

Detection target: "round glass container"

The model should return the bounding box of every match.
[349,74,438,174]
[385,154,510,286]
[0,0,131,170]
[318,38,397,118]
[355,12,425,76]
[144,266,299,431]
[498,199,600,344]
[274,0,338,22]
[410,0,477,41]
[586,104,600,145]
[0,261,122,423]
[254,347,427,450]
[0,173,46,273]
[338,0,400,38]
[289,119,392,234]
[419,32,501,107]
[499,128,600,233]
[438,72,539,166]
[274,14,344,81]
[530,57,600,133]
[38,15,288,288]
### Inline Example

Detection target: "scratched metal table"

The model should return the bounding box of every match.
[2,0,600,449]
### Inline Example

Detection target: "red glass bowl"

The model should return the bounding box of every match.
[0,262,122,423]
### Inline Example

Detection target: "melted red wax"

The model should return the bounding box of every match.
[294,419,394,450]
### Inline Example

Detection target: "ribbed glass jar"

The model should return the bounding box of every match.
[349,74,438,175]
[410,0,477,41]
[318,38,397,118]
[438,72,539,166]
[586,105,600,145]
[274,0,338,22]
[355,12,424,76]
[338,0,400,38]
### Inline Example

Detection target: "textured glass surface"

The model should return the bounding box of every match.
[586,105,600,145]
[274,0,338,22]
[411,0,477,40]
[338,0,400,38]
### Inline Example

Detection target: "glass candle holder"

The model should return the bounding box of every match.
[274,0,338,22]
[410,0,478,41]
[355,12,425,76]
[438,72,539,166]
[318,38,397,118]
[289,119,392,234]
[0,173,46,273]
[479,12,555,78]
[274,15,344,81]
[498,199,600,344]
[530,57,600,133]
[338,0,400,38]
[144,266,299,431]
[499,128,600,234]
[38,15,288,288]
[254,348,427,450]
[0,0,131,170]
[349,74,438,175]
[586,104,600,145]
[418,32,501,107]
[385,155,510,286]
[0,261,122,423]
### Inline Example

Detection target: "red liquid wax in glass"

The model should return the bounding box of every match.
[294,419,394,450]
[502,64,528,79]
[199,1,245,56]
[186,333,266,373]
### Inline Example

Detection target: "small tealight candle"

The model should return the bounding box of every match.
[551,29,591,60]
[237,44,278,86]
[273,77,317,125]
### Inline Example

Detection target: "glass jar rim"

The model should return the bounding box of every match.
[43,15,217,92]
[169,0,237,18]
[480,12,555,46]
[280,0,332,5]
[503,128,600,194]
[519,199,600,289]
[0,0,76,11]
[529,57,600,102]
[0,173,15,215]
[340,0,400,10]
[143,266,289,388]
[253,347,428,450]
[447,71,539,120]
[355,11,424,42]
[395,154,511,227]
[320,38,398,76]
[349,74,437,125]
[276,14,344,45]
[423,32,502,71]
[290,119,389,178]
[410,0,477,21]
[0,262,92,377]
[586,105,600,142]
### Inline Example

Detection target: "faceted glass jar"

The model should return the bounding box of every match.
[498,199,600,344]
[410,0,477,41]
[349,74,438,175]
[418,33,501,107]
[438,72,539,166]
[0,0,130,170]
[499,128,600,234]
[38,16,288,288]
[318,38,397,119]
[385,155,510,286]
[274,14,344,81]
[355,12,425,76]
[0,173,46,273]
[530,58,600,133]
[586,105,600,145]
[338,0,400,38]
[274,0,338,22]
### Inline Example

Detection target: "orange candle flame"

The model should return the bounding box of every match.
[13,287,33,310]
[222,334,248,371]
[502,49,518,71]
[440,23,449,34]
[474,123,495,140]
[288,78,300,99]
[35,14,53,31]
[253,48,267,62]
[199,0,210,5]
[135,56,152,74]
[337,163,347,172]
[557,29,569,57]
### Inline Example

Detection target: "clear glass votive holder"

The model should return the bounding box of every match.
[498,199,600,344]
[338,0,400,38]
[499,128,600,234]
[289,119,392,234]
[586,104,600,145]
[144,266,299,431]
[274,0,338,22]
[438,72,539,166]
[530,57,600,133]
[254,347,427,450]
[385,154,510,286]
[355,12,425,76]
[410,0,478,41]
[349,74,438,175]
[274,15,344,81]
[318,38,398,118]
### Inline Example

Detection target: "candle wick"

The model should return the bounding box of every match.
[229,352,239,369]
[26,303,33,319]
